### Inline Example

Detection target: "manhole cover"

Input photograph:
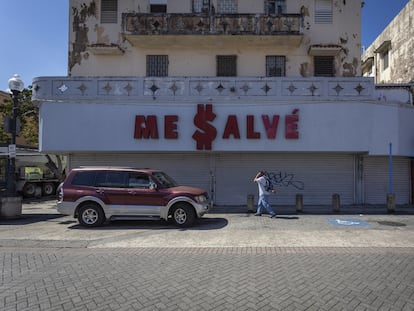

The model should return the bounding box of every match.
[377,221,406,227]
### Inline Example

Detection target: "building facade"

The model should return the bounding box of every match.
[33,0,414,207]
[362,0,414,84]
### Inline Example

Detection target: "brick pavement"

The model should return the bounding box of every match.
[0,247,414,311]
[0,200,414,310]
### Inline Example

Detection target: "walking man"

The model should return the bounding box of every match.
[253,171,277,218]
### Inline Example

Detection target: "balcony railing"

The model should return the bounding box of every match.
[123,13,303,36]
[32,77,376,103]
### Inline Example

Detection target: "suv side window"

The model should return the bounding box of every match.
[128,173,150,188]
[71,171,96,186]
[95,171,128,188]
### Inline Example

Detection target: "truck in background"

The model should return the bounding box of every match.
[0,148,66,198]
[17,165,61,197]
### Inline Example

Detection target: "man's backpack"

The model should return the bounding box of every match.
[264,176,273,192]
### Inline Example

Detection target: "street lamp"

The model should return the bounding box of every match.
[6,74,24,196]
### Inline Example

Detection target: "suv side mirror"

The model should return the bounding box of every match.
[149,181,158,190]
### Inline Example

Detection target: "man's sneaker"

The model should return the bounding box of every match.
[271,214,277,218]
[254,213,262,216]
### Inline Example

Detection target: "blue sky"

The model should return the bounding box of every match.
[0,0,410,91]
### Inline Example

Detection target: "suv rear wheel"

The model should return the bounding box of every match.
[78,203,105,227]
[172,204,195,227]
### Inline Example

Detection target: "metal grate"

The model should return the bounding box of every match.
[146,55,169,77]
[314,56,334,77]
[101,0,118,24]
[266,56,286,77]
[216,55,237,77]
[217,0,238,14]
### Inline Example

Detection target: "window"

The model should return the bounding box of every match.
[71,171,96,186]
[193,0,210,13]
[315,0,332,24]
[128,173,150,188]
[374,40,391,72]
[217,55,237,76]
[150,0,167,13]
[146,55,169,77]
[101,0,118,24]
[266,56,286,77]
[217,0,238,14]
[95,171,128,188]
[314,56,334,77]
[151,5,167,13]
[382,50,389,70]
[266,0,286,14]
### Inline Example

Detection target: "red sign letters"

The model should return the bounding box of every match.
[134,104,299,150]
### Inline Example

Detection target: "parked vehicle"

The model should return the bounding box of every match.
[0,151,65,198]
[16,166,60,197]
[57,167,211,227]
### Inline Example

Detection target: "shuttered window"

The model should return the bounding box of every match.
[315,0,332,24]
[266,56,286,77]
[314,56,334,77]
[216,55,237,76]
[101,0,118,24]
[146,55,169,77]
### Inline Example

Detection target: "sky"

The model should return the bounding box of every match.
[0,0,411,91]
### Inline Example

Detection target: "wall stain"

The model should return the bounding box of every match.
[342,57,359,77]
[95,24,110,44]
[69,1,97,74]
[300,62,309,77]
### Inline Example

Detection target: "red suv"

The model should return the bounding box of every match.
[57,167,210,227]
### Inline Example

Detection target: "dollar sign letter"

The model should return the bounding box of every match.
[192,104,217,150]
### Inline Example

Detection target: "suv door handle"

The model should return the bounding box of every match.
[96,189,104,194]
[128,191,136,195]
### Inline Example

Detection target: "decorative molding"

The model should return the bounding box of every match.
[33,77,376,102]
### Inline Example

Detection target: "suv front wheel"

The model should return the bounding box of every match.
[171,204,196,227]
[78,203,105,227]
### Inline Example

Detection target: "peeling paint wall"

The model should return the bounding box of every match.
[68,0,362,78]
[69,0,97,75]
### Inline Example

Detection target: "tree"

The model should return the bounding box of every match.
[0,87,39,147]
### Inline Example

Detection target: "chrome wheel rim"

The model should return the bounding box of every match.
[174,208,187,225]
[82,209,98,225]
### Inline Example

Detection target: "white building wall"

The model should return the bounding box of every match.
[69,0,362,78]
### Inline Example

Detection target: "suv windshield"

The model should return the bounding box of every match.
[152,171,178,188]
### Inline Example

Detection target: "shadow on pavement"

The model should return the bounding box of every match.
[274,216,299,220]
[65,217,228,231]
[0,214,64,225]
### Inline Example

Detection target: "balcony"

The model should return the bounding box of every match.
[122,13,303,47]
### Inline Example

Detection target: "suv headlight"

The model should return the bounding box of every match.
[195,195,207,203]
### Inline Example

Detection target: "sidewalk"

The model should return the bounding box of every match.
[0,199,413,249]
[211,203,414,215]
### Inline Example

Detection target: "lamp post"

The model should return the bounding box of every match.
[0,74,24,219]
[6,74,24,195]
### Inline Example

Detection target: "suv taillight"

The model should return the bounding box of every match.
[58,187,64,202]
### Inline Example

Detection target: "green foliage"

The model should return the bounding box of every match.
[0,87,38,147]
